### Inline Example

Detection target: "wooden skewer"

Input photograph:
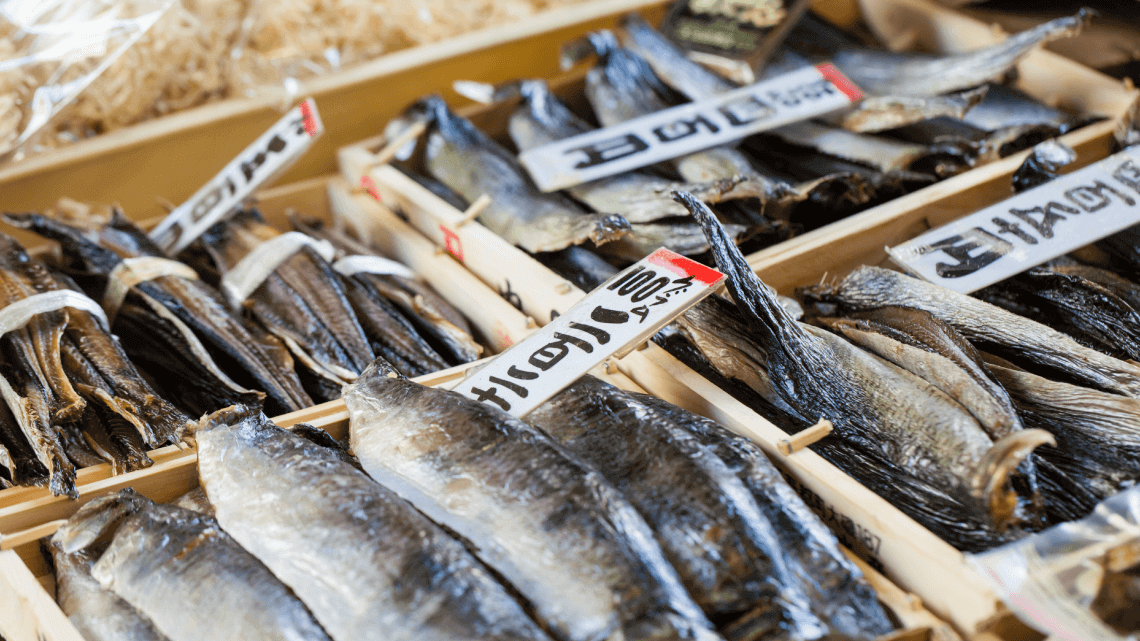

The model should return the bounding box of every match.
[778,418,833,455]
[369,121,427,169]
[456,194,492,227]
[1,519,68,550]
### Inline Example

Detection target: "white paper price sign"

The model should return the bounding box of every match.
[519,63,862,193]
[889,146,1140,293]
[149,98,324,254]
[453,248,725,417]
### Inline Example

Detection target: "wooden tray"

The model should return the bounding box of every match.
[0,358,945,641]
[0,0,669,223]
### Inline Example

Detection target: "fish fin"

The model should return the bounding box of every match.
[361,356,404,381]
[973,429,1056,530]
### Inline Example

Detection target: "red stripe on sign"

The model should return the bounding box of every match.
[360,175,381,201]
[815,63,863,102]
[300,100,318,136]
[647,248,724,286]
[440,225,464,263]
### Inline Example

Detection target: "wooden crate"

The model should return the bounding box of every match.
[0,0,669,223]
[0,359,946,641]
[328,0,1129,633]
[0,175,531,533]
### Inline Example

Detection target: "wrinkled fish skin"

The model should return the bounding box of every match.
[196,406,551,641]
[48,541,171,641]
[677,191,1047,549]
[527,375,828,641]
[988,362,1140,502]
[804,266,1140,398]
[632,393,895,641]
[831,11,1091,97]
[346,360,722,641]
[53,490,331,641]
[976,267,1140,362]
[412,96,632,254]
[815,306,1025,441]
[599,220,751,261]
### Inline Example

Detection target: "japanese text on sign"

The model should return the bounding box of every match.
[518,64,861,192]
[889,146,1140,293]
[149,98,324,254]
[452,248,725,417]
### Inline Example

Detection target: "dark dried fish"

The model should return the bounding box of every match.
[527,375,829,640]
[346,360,722,641]
[407,95,632,253]
[6,211,311,416]
[633,393,896,641]
[677,191,1050,550]
[190,209,373,402]
[535,245,619,292]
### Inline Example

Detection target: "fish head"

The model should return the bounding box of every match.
[52,489,152,554]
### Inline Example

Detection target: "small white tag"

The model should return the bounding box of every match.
[103,257,200,321]
[220,232,336,308]
[889,146,1140,293]
[149,98,324,254]
[518,64,862,192]
[0,290,109,337]
[332,255,417,280]
[452,248,725,417]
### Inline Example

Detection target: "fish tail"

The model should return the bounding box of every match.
[361,356,404,381]
[560,30,619,70]
[972,428,1055,530]
[188,404,262,442]
[588,214,633,246]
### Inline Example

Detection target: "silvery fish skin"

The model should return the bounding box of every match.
[48,541,171,641]
[526,375,828,641]
[507,79,782,222]
[829,88,988,133]
[598,220,751,261]
[632,393,896,641]
[677,191,1049,549]
[831,11,1091,97]
[195,406,550,641]
[804,266,1140,398]
[345,361,722,641]
[988,362,1140,502]
[411,95,632,254]
[53,490,331,641]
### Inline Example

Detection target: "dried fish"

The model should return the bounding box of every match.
[761,122,974,177]
[6,211,312,416]
[598,220,752,261]
[527,375,829,640]
[830,11,1092,97]
[345,360,722,641]
[633,393,896,640]
[47,540,171,641]
[535,245,620,292]
[804,266,1140,397]
[190,209,373,402]
[196,406,551,641]
[677,191,1050,550]
[407,95,632,253]
[53,489,332,641]
[831,88,989,133]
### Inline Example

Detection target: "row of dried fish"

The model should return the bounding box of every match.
[642,144,1140,552]
[384,9,1093,274]
[48,365,897,641]
[0,205,481,496]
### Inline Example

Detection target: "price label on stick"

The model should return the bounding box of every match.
[452,248,725,417]
[889,146,1140,293]
[518,64,861,192]
[149,98,324,254]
